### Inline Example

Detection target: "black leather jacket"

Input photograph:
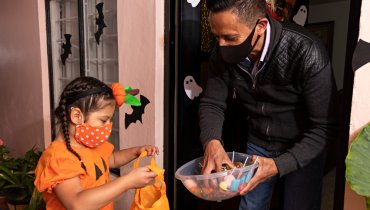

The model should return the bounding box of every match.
[199,17,338,176]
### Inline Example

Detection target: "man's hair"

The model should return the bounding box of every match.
[206,0,266,27]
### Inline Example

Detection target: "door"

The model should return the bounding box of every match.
[171,0,310,210]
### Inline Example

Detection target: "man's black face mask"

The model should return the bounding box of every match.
[219,20,260,64]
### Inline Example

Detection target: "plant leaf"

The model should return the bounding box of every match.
[4,184,24,189]
[0,165,14,177]
[27,187,45,210]
[346,124,370,197]
[0,173,16,185]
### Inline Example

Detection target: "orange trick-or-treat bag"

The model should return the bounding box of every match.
[130,151,170,210]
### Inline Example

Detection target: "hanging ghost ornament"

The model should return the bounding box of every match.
[293,5,308,26]
[184,75,203,100]
[187,0,200,8]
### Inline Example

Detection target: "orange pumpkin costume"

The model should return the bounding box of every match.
[34,141,114,210]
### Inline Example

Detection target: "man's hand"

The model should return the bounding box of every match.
[201,140,234,174]
[240,156,278,195]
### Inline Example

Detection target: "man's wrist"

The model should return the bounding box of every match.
[270,158,280,176]
[204,139,222,150]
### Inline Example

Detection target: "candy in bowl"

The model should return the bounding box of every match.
[175,152,258,202]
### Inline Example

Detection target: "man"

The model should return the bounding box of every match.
[199,0,338,209]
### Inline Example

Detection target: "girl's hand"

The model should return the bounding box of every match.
[138,145,159,156]
[126,167,157,189]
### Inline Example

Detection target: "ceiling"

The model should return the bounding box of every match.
[310,0,347,5]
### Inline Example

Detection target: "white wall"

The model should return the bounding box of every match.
[308,0,350,89]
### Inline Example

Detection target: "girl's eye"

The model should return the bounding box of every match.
[101,119,110,123]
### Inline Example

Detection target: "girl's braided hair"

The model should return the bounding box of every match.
[54,76,115,171]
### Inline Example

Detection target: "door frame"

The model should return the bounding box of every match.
[333,0,361,209]
[164,0,177,209]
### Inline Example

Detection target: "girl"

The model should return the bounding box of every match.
[35,76,159,210]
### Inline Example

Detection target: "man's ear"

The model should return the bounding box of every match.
[70,107,84,125]
[256,18,268,36]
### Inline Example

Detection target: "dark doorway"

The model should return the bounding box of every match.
[164,0,358,210]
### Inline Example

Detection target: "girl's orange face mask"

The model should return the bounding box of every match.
[75,122,112,148]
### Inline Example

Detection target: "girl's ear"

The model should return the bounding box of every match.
[70,107,84,125]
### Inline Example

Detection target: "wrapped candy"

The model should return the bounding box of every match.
[183,179,197,189]
[230,179,242,192]
[219,181,228,191]
[223,174,235,187]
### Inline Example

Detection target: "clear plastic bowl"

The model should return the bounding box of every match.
[175,152,258,202]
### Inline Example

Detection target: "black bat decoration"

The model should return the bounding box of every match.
[61,34,72,65]
[352,39,370,71]
[125,95,150,129]
[94,2,107,45]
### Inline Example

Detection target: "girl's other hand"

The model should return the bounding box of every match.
[138,145,159,156]
[126,167,157,189]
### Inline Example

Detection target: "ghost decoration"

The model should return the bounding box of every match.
[187,0,200,8]
[184,75,203,100]
[293,5,308,26]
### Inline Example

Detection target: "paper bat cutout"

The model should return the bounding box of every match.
[61,34,72,65]
[125,95,150,129]
[352,39,370,71]
[94,2,107,45]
